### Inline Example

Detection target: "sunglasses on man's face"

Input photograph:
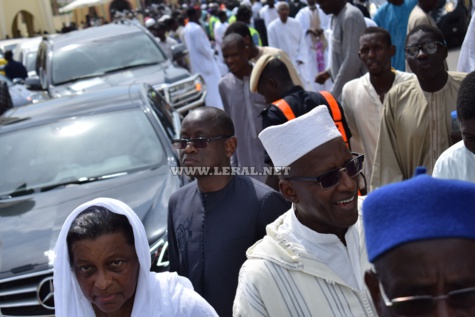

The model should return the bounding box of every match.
[285,153,364,189]
[172,135,231,150]
[404,41,445,58]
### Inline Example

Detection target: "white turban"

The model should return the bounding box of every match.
[259,105,342,167]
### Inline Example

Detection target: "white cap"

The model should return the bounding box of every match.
[144,18,156,28]
[258,105,342,167]
[158,14,171,22]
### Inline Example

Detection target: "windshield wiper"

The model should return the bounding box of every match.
[54,73,106,85]
[103,62,160,74]
[40,172,128,192]
[0,183,34,200]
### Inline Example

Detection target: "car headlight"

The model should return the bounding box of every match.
[149,231,169,272]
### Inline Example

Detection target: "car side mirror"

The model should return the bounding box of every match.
[171,43,187,61]
[24,77,43,91]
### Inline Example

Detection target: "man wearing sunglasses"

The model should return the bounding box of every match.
[363,172,475,316]
[371,25,466,190]
[233,106,377,316]
[167,107,289,317]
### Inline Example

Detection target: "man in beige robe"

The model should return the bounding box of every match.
[371,25,466,190]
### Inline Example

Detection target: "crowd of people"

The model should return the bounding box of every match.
[40,0,475,316]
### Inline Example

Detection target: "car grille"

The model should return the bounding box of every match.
[157,74,206,113]
[0,269,54,317]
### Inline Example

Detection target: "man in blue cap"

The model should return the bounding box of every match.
[363,173,475,316]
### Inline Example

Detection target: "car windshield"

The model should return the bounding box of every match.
[52,32,166,85]
[0,109,166,197]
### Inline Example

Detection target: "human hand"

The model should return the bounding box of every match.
[315,71,330,84]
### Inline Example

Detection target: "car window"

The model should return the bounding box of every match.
[0,109,166,197]
[51,32,167,85]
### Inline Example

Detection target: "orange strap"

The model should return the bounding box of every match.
[319,91,349,147]
[273,99,296,120]
[272,93,348,147]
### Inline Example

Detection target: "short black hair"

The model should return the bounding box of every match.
[3,50,13,61]
[361,27,392,47]
[224,21,252,40]
[406,24,445,46]
[186,107,235,136]
[186,7,198,19]
[236,5,252,22]
[259,58,292,86]
[457,71,475,121]
[66,206,135,265]
[222,33,246,50]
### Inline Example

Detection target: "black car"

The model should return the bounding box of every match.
[0,83,184,316]
[432,0,471,47]
[26,21,206,114]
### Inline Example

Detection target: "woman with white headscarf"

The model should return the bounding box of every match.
[53,197,218,317]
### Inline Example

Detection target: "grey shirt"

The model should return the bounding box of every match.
[218,73,269,182]
[328,3,367,100]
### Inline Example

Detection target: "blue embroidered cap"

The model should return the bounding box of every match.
[363,174,475,262]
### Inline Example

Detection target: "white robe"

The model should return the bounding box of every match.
[295,6,332,92]
[457,16,475,73]
[267,17,306,77]
[53,197,218,317]
[433,141,475,182]
[214,21,229,76]
[341,71,415,185]
[183,21,223,109]
[259,5,279,27]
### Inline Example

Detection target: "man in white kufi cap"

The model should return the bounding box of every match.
[233,106,377,317]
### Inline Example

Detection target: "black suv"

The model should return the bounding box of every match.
[26,21,205,114]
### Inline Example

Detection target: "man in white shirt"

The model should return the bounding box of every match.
[259,0,279,27]
[433,71,475,182]
[183,7,224,109]
[342,27,414,188]
[457,16,475,73]
[233,106,377,316]
[214,10,230,76]
[267,2,306,76]
[295,0,332,92]
[153,22,178,60]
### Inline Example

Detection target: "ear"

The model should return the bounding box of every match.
[243,35,252,46]
[389,44,396,58]
[224,136,237,158]
[364,270,384,317]
[279,179,299,203]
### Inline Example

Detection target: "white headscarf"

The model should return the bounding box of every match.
[53,197,218,317]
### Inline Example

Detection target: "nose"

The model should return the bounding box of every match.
[416,47,428,59]
[338,168,357,192]
[434,299,451,317]
[94,269,113,290]
[183,141,197,153]
[368,48,376,58]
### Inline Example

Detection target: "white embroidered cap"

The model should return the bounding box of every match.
[258,105,342,167]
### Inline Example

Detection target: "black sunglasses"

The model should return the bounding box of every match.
[285,153,364,189]
[172,135,232,150]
